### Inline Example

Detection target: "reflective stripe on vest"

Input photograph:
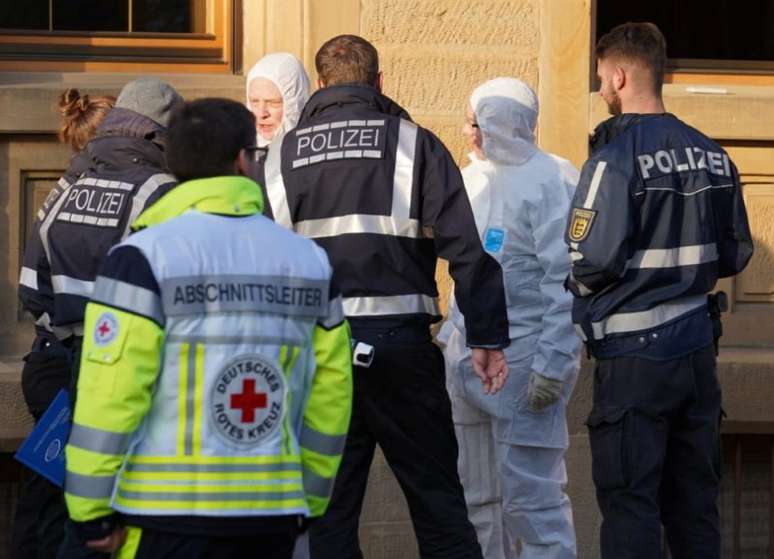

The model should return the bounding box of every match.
[113,459,307,515]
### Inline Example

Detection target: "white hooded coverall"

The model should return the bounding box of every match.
[245,52,310,147]
[439,78,581,559]
[245,52,310,227]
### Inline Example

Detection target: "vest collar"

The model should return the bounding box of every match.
[132,176,264,231]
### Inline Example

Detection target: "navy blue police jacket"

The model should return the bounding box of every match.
[565,113,753,360]
[267,84,510,349]
[18,108,177,335]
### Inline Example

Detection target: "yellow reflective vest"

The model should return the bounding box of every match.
[64,176,352,522]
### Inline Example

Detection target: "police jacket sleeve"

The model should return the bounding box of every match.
[18,223,53,321]
[529,173,581,382]
[418,130,510,349]
[716,161,754,277]
[565,158,635,296]
[64,245,164,526]
[302,276,353,517]
[18,177,71,320]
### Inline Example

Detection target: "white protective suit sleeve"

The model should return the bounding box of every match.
[245,52,310,147]
[469,77,580,382]
[528,160,581,382]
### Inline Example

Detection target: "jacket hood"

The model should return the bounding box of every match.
[63,150,93,183]
[299,84,412,124]
[95,107,165,140]
[470,77,538,166]
[245,53,310,147]
[86,108,167,173]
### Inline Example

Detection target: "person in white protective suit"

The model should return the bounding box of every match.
[244,52,310,220]
[245,52,310,146]
[438,77,582,559]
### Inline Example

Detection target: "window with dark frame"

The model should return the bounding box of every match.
[596,0,774,73]
[0,0,235,73]
[1,1,200,34]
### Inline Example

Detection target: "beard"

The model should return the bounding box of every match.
[606,90,622,115]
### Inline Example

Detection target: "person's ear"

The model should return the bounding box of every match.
[613,66,626,92]
[375,71,384,92]
[236,149,249,176]
[316,77,326,90]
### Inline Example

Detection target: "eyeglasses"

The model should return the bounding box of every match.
[244,145,269,162]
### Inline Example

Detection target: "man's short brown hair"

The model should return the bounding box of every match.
[596,22,667,90]
[315,34,379,87]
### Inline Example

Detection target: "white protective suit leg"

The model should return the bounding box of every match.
[453,399,506,559]
[444,331,507,559]
[494,441,576,559]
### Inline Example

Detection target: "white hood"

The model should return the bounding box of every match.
[470,77,538,166]
[245,52,310,147]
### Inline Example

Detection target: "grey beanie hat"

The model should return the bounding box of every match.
[115,77,183,128]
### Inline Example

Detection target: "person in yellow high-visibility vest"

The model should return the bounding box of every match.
[59,98,353,559]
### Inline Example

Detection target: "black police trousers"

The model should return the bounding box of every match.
[11,335,78,559]
[588,344,721,559]
[309,325,482,559]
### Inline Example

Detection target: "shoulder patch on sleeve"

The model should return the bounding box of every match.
[93,311,120,346]
[86,307,133,365]
[568,208,597,243]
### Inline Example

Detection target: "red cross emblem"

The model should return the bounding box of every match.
[230,378,268,423]
[98,321,112,338]
[93,312,118,345]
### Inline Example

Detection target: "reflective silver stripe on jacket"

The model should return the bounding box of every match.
[91,277,165,325]
[295,214,420,239]
[302,468,334,498]
[69,423,131,455]
[293,118,420,239]
[51,275,94,297]
[627,243,718,270]
[78,177,135,191]
[568,270,593,296]
[391,118,418,220]
[318,295,346,329]
[570,161,607,252]
[35,312,83,339]
[590,294,707,340]
[299,425,347,456]
[342,294,440,317]
[19,267,38,290]
[264,139,293,229]
[38,177,71,220]
[123,173,175,238]
[65,471,116,499]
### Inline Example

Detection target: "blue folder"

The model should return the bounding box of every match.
[14,389,71,487]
